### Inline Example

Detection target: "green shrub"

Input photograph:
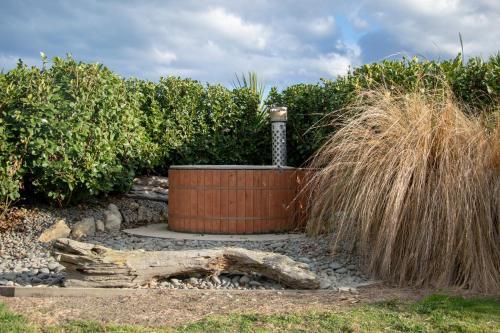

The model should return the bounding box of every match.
[0,56,148,205]
[0,71,24,205]
[173,84,269,166]
[131,77,270,172]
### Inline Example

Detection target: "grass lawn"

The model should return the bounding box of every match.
[0,294,498,332]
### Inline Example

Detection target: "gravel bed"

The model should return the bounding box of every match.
[0,196,371,291]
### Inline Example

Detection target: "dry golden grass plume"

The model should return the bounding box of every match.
[307,87,499,292]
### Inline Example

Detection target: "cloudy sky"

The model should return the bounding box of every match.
[1,0,498,87]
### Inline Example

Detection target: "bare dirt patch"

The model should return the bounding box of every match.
[1,285,490,328]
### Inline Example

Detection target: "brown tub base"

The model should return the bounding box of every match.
[168,165,307,234]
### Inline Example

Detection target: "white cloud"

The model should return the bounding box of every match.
[348,8,369,30]
[358,0,500,57]
[197,7,270,50]
[152,48,177,65]
[309,16,336,35]
[314,53,353,76]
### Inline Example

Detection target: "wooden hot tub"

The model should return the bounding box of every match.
[168,165,308,234]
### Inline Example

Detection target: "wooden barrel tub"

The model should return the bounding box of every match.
[168,165,308,234]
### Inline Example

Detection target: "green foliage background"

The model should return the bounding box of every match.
[0,54,498,205]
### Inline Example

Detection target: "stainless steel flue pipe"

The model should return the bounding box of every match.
[270,107,287,166]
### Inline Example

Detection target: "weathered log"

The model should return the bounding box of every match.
[52,238,320,289]
[131,185,169,195]
[133,176,168,188]
[125,191,168,202]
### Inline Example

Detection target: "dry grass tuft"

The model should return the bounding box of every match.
[307,87,499,292]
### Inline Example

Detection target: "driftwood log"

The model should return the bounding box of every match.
[125,176,169,202]
[125,191,168,202]
[133,176,168,188]
[53,238,320,289]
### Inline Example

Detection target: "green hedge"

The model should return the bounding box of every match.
[0,56,149,205]
[267,54,499,166]
[0,54,498,205]
[128,77,270,173]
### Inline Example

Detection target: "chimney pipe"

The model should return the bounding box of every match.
[270,107,287,166]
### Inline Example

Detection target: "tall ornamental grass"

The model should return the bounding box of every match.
[307,87,499,292]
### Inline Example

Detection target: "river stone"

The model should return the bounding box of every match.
[39,267,50,275]
[31,277,42,284]
[330,262,343,270]
[104,204,122,231]
[320,278,333,289]
[210,275,221,285]
[336,267,348,274]
[71,217,95,239]
[95,220,105,232]
[249,280,261,287]
[38,219,71,243]
[239,275,250,285]
[188,277,199,285]
[47,262,59,271]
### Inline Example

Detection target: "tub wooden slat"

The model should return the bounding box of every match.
[245,170,254,234]
[204,170,213,233]
[212,170,221,234]
[189,170,198,233]
[236,170,246,234]
[220,172,229,233]
[253,171,263,234]
[228,170,237,233]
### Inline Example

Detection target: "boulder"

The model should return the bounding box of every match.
[104,204,122,231]
[38,219,71,243]
[71,217,95,239]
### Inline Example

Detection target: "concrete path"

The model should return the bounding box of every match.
[122,223,305,242]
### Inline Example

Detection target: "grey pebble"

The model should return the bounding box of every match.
[330,262,343,270]
[249,280,261,287]
[47,262,59,271]
[239,275,250,284]
[210,275,221,285]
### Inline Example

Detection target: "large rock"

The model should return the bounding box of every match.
[38,219,71,243]
[71,217,96,239]
[104,204,122,231]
